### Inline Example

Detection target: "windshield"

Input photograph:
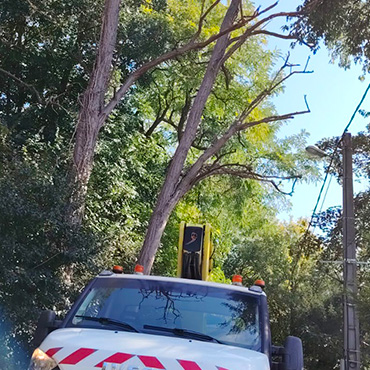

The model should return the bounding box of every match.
[67,277,261,351]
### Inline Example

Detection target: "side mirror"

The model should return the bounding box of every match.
[33,310,62,348]
[283,336,304,370]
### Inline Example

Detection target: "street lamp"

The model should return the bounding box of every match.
[305,145,327,158]
[305,133,360,370]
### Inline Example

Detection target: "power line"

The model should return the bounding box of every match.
[319,174,333,214]
[304,81,370,238]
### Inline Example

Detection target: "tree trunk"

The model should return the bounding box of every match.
[69,0,121,224]
[139,0,241,274]
[139,194,180,274]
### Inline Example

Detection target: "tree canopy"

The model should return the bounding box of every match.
[297,0,370,73]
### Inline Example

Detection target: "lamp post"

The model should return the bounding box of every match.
[306,133,360,370]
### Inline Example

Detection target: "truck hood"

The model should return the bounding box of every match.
[40,328,270,370]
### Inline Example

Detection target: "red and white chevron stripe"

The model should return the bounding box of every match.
[45,347,230,370]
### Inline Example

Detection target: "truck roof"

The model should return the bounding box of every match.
[97,271,265,297]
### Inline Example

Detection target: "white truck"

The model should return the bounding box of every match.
[28,268,303,370]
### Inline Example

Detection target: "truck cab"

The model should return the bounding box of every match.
[29,270,303,370]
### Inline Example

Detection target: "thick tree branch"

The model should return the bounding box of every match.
[71,0,122,219]
[145,105,170,137]
[139,0,242,273]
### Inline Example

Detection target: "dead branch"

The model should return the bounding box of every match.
[223,9,305,64]
[236,55,312,121]
[255,1,279,16]
[248,30,299,41]
[195,165,302,195]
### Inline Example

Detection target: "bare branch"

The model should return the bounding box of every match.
[255,2,279,17]
[223,9,304,63]
[304,55,311,71]
[249,29,299,41]
[239,110,309,131]
[195,165,302,195]
[0,67,43,104]
[238,56,312,121]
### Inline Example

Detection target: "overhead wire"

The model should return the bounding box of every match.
[302,81,370,240]
[319,174,333,215]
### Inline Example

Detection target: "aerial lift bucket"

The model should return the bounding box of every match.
[177,222,213,281]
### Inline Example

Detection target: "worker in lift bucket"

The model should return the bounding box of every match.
[182,230,202,279]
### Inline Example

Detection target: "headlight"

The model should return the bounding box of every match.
[28,348,59,370]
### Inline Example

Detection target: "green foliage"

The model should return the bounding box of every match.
[86,103,170,272]
[0,0,103,143]
[224,219,341,369]
[0,0,172,145]
[0,138,100,369]
[118,0,172,71]
[296,0,370,73]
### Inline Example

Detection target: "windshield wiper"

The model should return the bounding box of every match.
[75,315,139,333]
[143,324,224,344]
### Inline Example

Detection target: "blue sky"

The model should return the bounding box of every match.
[262,0,370,221]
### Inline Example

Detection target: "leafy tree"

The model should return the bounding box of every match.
[138,2,314,272]
[0,0,316,266]
[85,103,171,272]
[0,0,101,143]
[0,0,311,228]
[296,0,370,73]
[0,133,101,369]
[224,218,341,369]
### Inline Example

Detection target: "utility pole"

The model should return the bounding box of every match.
[342,132,360,370]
